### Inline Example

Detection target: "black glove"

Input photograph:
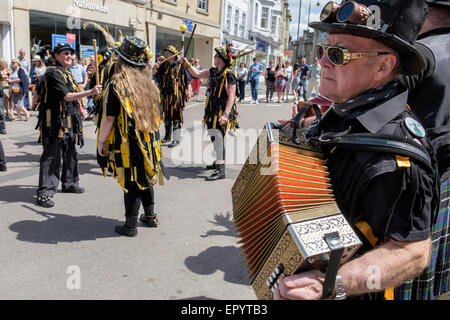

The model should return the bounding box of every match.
[96,149,108,170]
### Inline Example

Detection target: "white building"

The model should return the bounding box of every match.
[220,0,253,68]
[248,0,284,66]
[220,0,290,70]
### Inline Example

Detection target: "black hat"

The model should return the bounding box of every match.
[426,0,450,8]
[52,43,75,57]
[164,45,180,55]
[310,0,429,75]
[214,44,236,67]
[114,36,150,67]
[98,46,114,65]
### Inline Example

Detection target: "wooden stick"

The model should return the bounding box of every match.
[93,39,99,86]
[184,24,197,57]
[158,52,180,65]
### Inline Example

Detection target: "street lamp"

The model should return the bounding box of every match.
[180,23,187,56]
[295,0,303,63]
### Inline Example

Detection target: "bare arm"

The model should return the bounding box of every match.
[64,85,102,102]
[182,58,210,79]
[97,115,115,156]
[339,238,431,296]
[219,83,236,126]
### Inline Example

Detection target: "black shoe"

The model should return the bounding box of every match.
[115,216,138,237]
[161,136,171,144]
[205,170,225,181]
[62,186,85,193]
[205,162,217,170]
[168,140,179,148]
[139,205,159,227]
[0,129,6,134]
[139,213,159,227]
[37,195,54,208]
[205,164,225,181]
[0,165,6,172]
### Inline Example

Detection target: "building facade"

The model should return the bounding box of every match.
[220,0,253,68]
[220,0,291,70]
[3,0,221,70]
[4,0,142,62]
[248,0,283,66]
[147,0,221,69]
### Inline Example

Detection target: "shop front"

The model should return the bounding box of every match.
[12,0,145,60]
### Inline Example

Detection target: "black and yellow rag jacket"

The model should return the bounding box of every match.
[36,64,84,146]
[98,81,164,191]
[154,60,190,124]
[204,67,238,135]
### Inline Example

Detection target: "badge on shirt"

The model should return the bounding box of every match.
[404,117,426,138]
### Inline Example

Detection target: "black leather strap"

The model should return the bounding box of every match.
[321,232,345,299]
[275,104,322,143]
[314,133,433,171]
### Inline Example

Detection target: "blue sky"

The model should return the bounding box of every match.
[288,0,327,40]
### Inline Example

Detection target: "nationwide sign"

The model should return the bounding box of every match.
[73,0,109,14]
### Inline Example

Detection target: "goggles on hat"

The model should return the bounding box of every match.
[321,1,372,25]
[317,44,390,66]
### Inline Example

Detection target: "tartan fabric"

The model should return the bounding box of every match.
[394,178,450,300]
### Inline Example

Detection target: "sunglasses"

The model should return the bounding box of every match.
[61,51,74,56]
[317,44,390,66]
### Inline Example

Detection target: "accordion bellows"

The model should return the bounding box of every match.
[232,122,361,299]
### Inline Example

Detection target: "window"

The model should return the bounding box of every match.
[271,15,278,35]
[261,7,269,29]
[161,0,177,5]
[226,5,232,31]
[240,13,246,38]
[234,9,240,36]
[254,3,259,26]
[197,0,208,12]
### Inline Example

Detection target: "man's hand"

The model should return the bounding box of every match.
[89,85,103,96]
[219,115,228,126]
[277,104,299,127]
[186,89,192,102]
[274,270,325,300]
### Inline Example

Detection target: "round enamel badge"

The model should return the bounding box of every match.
[405,117,426,138]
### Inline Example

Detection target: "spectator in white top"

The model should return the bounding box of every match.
[283,60,293,102]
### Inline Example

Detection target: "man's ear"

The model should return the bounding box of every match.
[374,53,398,81]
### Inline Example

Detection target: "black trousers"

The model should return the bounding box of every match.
[123,182,155,217]
[37,137,79,197]
[238,79,246,101]
[0,139,5,168]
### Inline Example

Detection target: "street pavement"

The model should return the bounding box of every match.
[0,85,297,299]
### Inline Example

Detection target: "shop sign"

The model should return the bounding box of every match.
[256,39,268,54]
[80,45,95,58]
[183,19,195,33]
[73,0,110,14]
[52,34,77,50]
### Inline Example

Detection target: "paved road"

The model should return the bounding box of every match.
[0,87,297,299]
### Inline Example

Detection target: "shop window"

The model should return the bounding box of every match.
[29,10,134,59]
[155,28,194,59]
